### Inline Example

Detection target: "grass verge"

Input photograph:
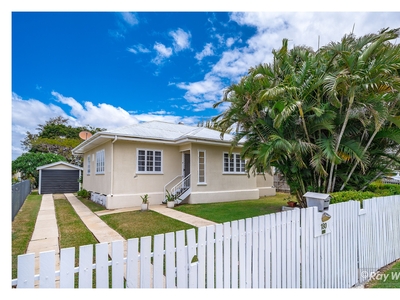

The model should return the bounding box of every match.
[174,193,289,223]
[11,191,42,279]
[365,259,400,288]
[53,194,99,287]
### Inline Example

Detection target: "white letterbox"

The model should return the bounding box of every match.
[303,192,330,212]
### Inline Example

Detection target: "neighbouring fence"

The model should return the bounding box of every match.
[12,195,400,288]
[12,180,31,221]
[382,178,400,185]
[273,174,290,193]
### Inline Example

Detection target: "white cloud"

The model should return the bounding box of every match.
[169,28,191,52]
[152,42,173,65]
[11,92,199,160]
[51,91,139,129]
[176,74,224,107]
[120,12,139,26]
[226,37,235,47]
[195,43,214,61]
[127,44,151,54]
[177,11,400,111]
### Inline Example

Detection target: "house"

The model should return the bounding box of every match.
[37,161,83,194]
[72,121,276,209]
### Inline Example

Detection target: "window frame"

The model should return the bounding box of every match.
[136,149,163,174]
[96,150,105,175]
[223,152,246,174]
[198,150,206,185]
[87,154,91,175]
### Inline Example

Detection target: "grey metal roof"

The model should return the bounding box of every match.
[102,121,235,142]
[73,121,241,154]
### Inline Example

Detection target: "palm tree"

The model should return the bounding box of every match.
[214,28,400,206]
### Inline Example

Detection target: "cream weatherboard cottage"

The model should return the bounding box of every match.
[72,121,276,209]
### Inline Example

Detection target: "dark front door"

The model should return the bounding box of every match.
[183,153,190,188]
[184,153,190,177]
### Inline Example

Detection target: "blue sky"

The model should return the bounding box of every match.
[9,3,400,161]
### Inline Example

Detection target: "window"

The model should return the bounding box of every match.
[137,149,162,173]
[198,150,206,184]
[87,155,91,175]
[96,150,105,174]
[223,152,245,174]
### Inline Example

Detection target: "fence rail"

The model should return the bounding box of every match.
[12,195,400,288]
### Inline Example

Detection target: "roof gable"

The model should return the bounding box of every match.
[37,161,83,171]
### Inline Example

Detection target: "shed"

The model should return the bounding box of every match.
[37,161,83,194]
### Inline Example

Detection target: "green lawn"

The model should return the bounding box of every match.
[365,260,400,288]
[100,210,196,240]
[174,193,289,223]
[11,191,42,279]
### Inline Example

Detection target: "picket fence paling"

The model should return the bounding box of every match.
[13,195,400,289]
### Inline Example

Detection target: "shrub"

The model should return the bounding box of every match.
[329,183,400,205]
[77,188,90,199]
[366,182,400,196]
[330,190,376,204]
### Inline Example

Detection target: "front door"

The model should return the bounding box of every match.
[183,153,190,188]
[184,153,190,177]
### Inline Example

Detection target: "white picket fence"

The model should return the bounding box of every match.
[12,195,400,288]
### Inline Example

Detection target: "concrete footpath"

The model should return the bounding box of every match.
[24,193,217,285]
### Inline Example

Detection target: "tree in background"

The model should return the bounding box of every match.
[213,28,400,207]
[12,152,67,187]
[21,116,105,166]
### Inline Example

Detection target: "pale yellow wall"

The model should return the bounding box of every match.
[190,143,258,193]
[112,141,182,195]
[257,173,273,187]
[45,164,80,170]
[82,141,112,195]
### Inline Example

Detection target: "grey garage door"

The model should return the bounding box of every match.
[41,169,80,194]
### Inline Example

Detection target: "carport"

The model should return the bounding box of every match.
[37,161,83,194]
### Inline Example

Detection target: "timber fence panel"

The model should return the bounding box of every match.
[275,213,282,288]
[153,234,165,288]
[215,224,223,288]
[258,216,265,288]
[270,213,277,288]
[264,214,271,288]
[17,253,35,288]
[140,236,152,288]
[78,245,93,288]
[252,217,259,288]
[223,222,231,288]
[176,230,187,288]
[165,232,176,288]
[231,220,239,288]
[111,240,124,288]
[206,225,215,289]
[126,238,139,288]
[245,218,252,288]
[187,229,198,288]
[238,219,246,288]
[197,226,206,288]
[95,243,109,288]
[59,247,75,288]
[39,251,55,288]
[281,212,287,289]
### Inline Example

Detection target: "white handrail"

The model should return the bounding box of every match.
[163,175,183,202]
[171,174,191,203]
